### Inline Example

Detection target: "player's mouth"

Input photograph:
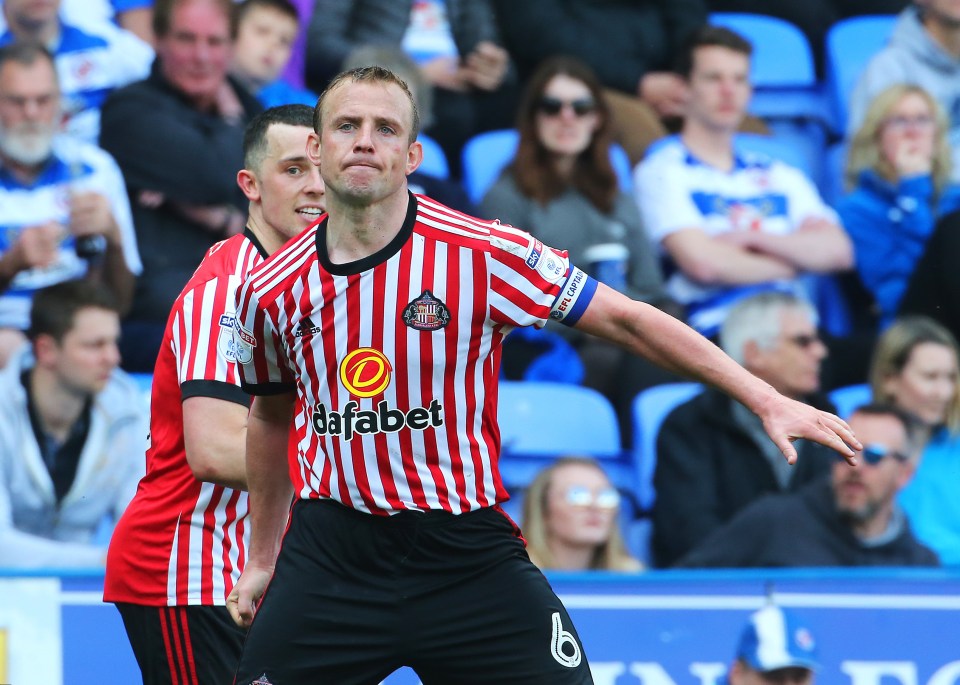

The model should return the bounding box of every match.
[297,207,324,219]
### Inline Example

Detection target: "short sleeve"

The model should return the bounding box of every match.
[172,275,250,406]
[487,221,597,329]
[633,149,706,243]
[233,279,297,395]
[772,162,840,226]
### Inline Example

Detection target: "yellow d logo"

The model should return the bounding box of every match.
[339,348,393,398]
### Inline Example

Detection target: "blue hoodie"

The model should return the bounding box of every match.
[838,169,960,327]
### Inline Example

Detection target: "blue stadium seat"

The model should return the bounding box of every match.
[416,133,450,179]
[828,383,872,419]
[823,141,849,208]
[460,129,633,205]
[825,15,897,134]
[710,12,823,123]
[630,382,703,512]
[734,131,818,181]
[497,380,630,491]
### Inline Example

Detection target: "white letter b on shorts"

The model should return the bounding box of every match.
[550,611,582,668]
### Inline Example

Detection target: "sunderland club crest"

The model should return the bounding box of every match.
[402,290,450,331]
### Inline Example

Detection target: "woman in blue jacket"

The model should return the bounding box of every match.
[838,84,960,329]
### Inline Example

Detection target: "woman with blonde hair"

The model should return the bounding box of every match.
[870,315,960,565]
[838,84,960,329]
[521,456,642,572]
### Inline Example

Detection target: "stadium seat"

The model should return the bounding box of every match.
[709,12,823,123]
[823,141,849,208]
[734,131,819,182]
[460,129,634,205]
[630,382,703,512]
[497,380,630,491]
[416,133,450,179]
[828,383,872,419]
[825,15,897,134]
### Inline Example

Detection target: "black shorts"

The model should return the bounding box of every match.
[234,499,594,685]
[115,603,246,685]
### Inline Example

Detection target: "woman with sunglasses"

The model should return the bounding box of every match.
[869,315,960,565]
[481,56,678,412]
[838,84,960,330]
[521,456,642,572]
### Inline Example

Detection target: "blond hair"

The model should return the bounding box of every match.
[869,315,960,434]
[313,65,420,144]
[521,456,642,572]
[845,84,952,193]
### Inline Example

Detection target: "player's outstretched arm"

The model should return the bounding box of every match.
[573,283,862,465]
[227,392,295,629]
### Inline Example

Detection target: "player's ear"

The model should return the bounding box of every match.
[306,131,322,166]
[237,168,260,202]
[406,139,423,176]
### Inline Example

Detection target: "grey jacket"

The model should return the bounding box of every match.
[0,349,148,569]
[480,171,668,306]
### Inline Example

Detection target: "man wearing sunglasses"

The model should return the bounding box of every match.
[653,292,836,568]
[678,403,940,568]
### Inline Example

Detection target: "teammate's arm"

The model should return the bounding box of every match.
[182,396,250,490]
[572,282,861,465]
[227,391,295,628]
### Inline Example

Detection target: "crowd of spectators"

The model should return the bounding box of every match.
[1,0,958,575]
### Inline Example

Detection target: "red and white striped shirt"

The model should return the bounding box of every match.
[234,194,597,515]
[105,231,269,606]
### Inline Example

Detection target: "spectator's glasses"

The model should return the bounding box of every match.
[858,444,910,466]
[882,115,936,132]
[564,485,620,509]
[537,96,597,117]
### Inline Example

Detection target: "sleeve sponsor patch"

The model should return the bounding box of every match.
[225,316,256,364]
[531,243,569,284]
[550,267,598,326]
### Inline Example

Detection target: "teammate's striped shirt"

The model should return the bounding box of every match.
[233,194,597,515]
[104,230,268,606]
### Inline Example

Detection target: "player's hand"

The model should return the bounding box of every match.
[758,394,861,466]
[226,565,273,628]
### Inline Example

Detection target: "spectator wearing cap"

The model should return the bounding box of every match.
[729,604,819,685]
[678,403,940,568]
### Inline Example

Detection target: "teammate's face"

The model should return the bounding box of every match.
[157,0,233,106]
[232,5,298,87]
[882,341,958,426]
[685,45,752,134]
[831,412,912,527]
[545,463,619,559]
[247,123,325,239]
[0,58,60,166]
[311,80,421,207]
[535,74,599,161]
[745,308,826,400]
[45,307,121,396]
